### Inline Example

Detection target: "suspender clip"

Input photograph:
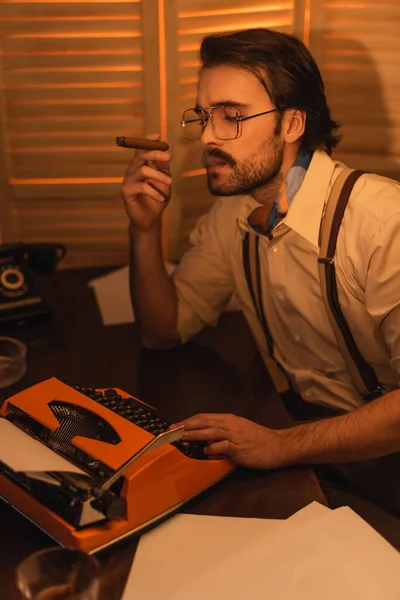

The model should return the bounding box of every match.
[318,256,335,265]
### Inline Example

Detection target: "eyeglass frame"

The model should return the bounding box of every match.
[180,104,285,141]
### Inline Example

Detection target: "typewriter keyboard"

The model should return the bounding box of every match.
[74,386,207,460]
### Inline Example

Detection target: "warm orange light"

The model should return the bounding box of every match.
[179,20,292,36]
[11,177,122,185]
[10,32,142,39]
[179,76,199,84]
[181,169,206,179]
[11,0,141,3]
[5,15,141,22]
[178,4,292,18]
[158,0,169,257]
[325,1,384,6]
[178,43,200,52]
[303,0,311,46]
[158,0,167,142]
[8,50,140,56]
[179,62,201,70]
[7,81,142,90]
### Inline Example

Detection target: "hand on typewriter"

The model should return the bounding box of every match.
[170,413,289,470]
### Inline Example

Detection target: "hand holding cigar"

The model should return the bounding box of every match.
[116,136,169,151]
[121,133,172,230]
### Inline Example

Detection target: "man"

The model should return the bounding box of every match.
[121,29,400,482]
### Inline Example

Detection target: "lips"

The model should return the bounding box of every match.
[202,150,234,169]
[204,157,228,168]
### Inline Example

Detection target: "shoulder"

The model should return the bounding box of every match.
[189,194,257,246]
[207,194,257,222]
[348,172,400,226]
[338,171,400,284]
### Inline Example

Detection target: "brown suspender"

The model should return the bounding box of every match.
[318,168,382,400]
[242,233,290,393]
[243,168,382,401]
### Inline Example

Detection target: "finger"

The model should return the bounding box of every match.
[122,172,171,204]
[181,427,227,442]
[204,441,232,457]
[174,413,229,431]
[139,150,171,165]
[123,131,167,173]
[133,133,166,164]
[125,150,171,176]
[125,181,168,204]
[134,174,170,201]
[125,164,172,187]
[145,132,161,140]
[207,454,228,461]
[169,413,229,430]
[152,158,171,176]
[145,180,170,202]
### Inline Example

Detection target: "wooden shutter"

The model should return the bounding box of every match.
[0,0,307,266]
[308,0,400,181]
[164,0,303,260]
[0,0,156,267]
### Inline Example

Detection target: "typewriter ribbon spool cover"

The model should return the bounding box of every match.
[0,378,233,553]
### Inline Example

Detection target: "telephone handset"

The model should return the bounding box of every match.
[0,242,66,324]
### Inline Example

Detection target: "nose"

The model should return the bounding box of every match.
[200,114,220,145]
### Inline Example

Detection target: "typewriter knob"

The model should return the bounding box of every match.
[91,490,126,521]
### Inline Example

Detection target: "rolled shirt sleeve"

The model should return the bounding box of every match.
[172,199,237,343]
[365,212,400,384]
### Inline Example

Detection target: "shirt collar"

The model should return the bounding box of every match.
[283,150,339,247]
[247,151,312,237]
[236,150,340,247]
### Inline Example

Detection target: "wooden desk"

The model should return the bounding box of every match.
[0,266,336,598]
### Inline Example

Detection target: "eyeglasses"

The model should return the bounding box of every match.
[181,105,281,141]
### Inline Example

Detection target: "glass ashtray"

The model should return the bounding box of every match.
[0,336,27,388]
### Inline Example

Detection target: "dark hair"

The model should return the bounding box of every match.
[199,28,341,155]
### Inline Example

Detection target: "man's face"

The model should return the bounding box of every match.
[196,65,285,197]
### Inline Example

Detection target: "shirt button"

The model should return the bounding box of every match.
[276,292,284,300]
[304,390,312,398]
[294,334,301,342]
[273,247,279,253]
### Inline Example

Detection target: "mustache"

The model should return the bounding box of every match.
[201,147,236,167]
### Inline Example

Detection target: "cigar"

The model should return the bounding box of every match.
[116,136,169,151]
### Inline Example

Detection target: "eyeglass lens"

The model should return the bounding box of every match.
[182,106,240,141]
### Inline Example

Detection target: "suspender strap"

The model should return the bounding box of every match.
[242,168,382,402]
[243,231,289,393]
[318,168,382,401]
[243,232,273,355]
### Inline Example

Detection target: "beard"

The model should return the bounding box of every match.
[203,133,284,197]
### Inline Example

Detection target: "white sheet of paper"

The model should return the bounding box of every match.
[152,502,330,600]
[122,501,400,600]
[0,418,87,475]
[290,506,400,600]
[88,263,242,326]
[121,512,282,600]
[88,263,176,326]
[202,502,400,600]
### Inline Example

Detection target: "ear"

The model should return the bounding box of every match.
[282,109,306,145]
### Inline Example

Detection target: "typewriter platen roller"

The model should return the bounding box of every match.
[0,378,234,553]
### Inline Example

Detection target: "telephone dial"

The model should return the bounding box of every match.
[0,242,66,324]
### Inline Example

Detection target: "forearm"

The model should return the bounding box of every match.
[278,388,400,466]
[129,222,180,348]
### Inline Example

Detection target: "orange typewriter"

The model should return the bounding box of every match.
[0,378,233,553]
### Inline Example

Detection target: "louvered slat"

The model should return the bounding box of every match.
[313,0,400,179]
[0,0,145,266]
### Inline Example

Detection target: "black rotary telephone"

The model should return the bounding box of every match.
[0,242,66,325]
